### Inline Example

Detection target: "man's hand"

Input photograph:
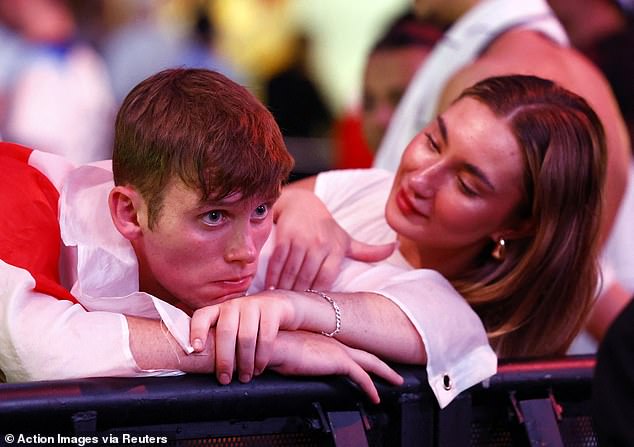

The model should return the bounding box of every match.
[270,330,404,404]
[267,188,396,291]
[190,291,303,385]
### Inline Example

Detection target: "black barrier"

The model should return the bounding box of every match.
[441,355,597,447]
[0,356,596,447]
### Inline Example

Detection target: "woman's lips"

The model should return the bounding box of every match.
[396,188,428,218]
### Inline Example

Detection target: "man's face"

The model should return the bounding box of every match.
[133,178,276,313]
[362,46,431,152]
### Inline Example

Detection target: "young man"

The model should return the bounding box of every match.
[0,69,405,402]
[0,68,495,408]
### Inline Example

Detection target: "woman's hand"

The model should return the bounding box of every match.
[267,188,396,291]
[270,330,404,404]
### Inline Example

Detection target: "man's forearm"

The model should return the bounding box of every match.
[127,316,214,373]
[297,291,427,364]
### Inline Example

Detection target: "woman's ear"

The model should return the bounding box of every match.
[492,218,535,243]
[108,186,146,241]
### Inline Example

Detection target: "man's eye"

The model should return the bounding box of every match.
[202,210,225,226]
[252,204,269,220]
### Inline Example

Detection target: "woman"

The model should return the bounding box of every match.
[192,74,606,399]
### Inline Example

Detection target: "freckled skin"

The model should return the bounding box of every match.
[133,179,274,313]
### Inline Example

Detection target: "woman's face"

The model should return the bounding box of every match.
[386,97,526,258]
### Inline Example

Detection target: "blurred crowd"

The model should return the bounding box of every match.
[1,1,634,442]
[1,0,630,172]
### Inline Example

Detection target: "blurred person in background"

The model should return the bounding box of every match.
[0,0,116,164]
[335,11,443,169]
[101,0,245,105]
[264,31,333,140]
[264,30,334,179]
[361,12,443,155]
[548,0,634,310]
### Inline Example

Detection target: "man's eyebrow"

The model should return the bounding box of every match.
[198,190,280,208]
[463,163,496,192]
[437,115,448,145]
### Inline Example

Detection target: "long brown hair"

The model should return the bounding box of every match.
[452,75,606,358]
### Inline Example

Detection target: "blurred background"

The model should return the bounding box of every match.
[2,0,630,179]
[0,0,410,175]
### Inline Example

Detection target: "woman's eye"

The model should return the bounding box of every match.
[252,204,269,220]
[202,210,225,226]
[425,133,440,153]
[457,177,478,197]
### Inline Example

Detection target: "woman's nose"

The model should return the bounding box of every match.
[409,163,443,198]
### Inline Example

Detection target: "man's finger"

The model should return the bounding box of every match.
[343,361,381,404]
[254,309,281,374]
[236,303,260,383]
[190,307,221,352]
[345,346,404,387]
[346,240,397,262]
[214,305,240,385]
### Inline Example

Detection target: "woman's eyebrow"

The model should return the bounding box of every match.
[463,163,496,192]
[437,115,448,145]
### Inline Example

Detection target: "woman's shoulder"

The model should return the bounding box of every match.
[315,168,393,193]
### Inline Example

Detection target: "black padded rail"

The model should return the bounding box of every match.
[0,356,596,447]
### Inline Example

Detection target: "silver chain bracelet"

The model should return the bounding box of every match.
[305,289,342,337]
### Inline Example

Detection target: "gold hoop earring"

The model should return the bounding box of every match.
[492,238,506,261]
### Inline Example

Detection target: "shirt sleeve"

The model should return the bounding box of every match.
[332,260,497,408]
[0,261,184,382]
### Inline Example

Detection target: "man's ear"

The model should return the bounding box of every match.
[108,186,146,241]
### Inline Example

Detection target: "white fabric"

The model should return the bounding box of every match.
[0,28,116,165]
[0,154,187,382]
[372,0,568,172]
[259,168,496,408]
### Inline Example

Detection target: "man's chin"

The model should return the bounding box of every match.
[188,289,249,309]
[211,291,249,305]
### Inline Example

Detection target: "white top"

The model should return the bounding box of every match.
[261,168,497,407]
[0,155,496,408]
[372,0,568,172]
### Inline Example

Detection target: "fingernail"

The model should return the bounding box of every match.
[254,368,262,376]
[219,373,231,385]
[192,338,203,351]
[268,285,275,290]
[239,373,252,383]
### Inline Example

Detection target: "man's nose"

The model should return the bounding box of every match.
[224,227,257,265]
